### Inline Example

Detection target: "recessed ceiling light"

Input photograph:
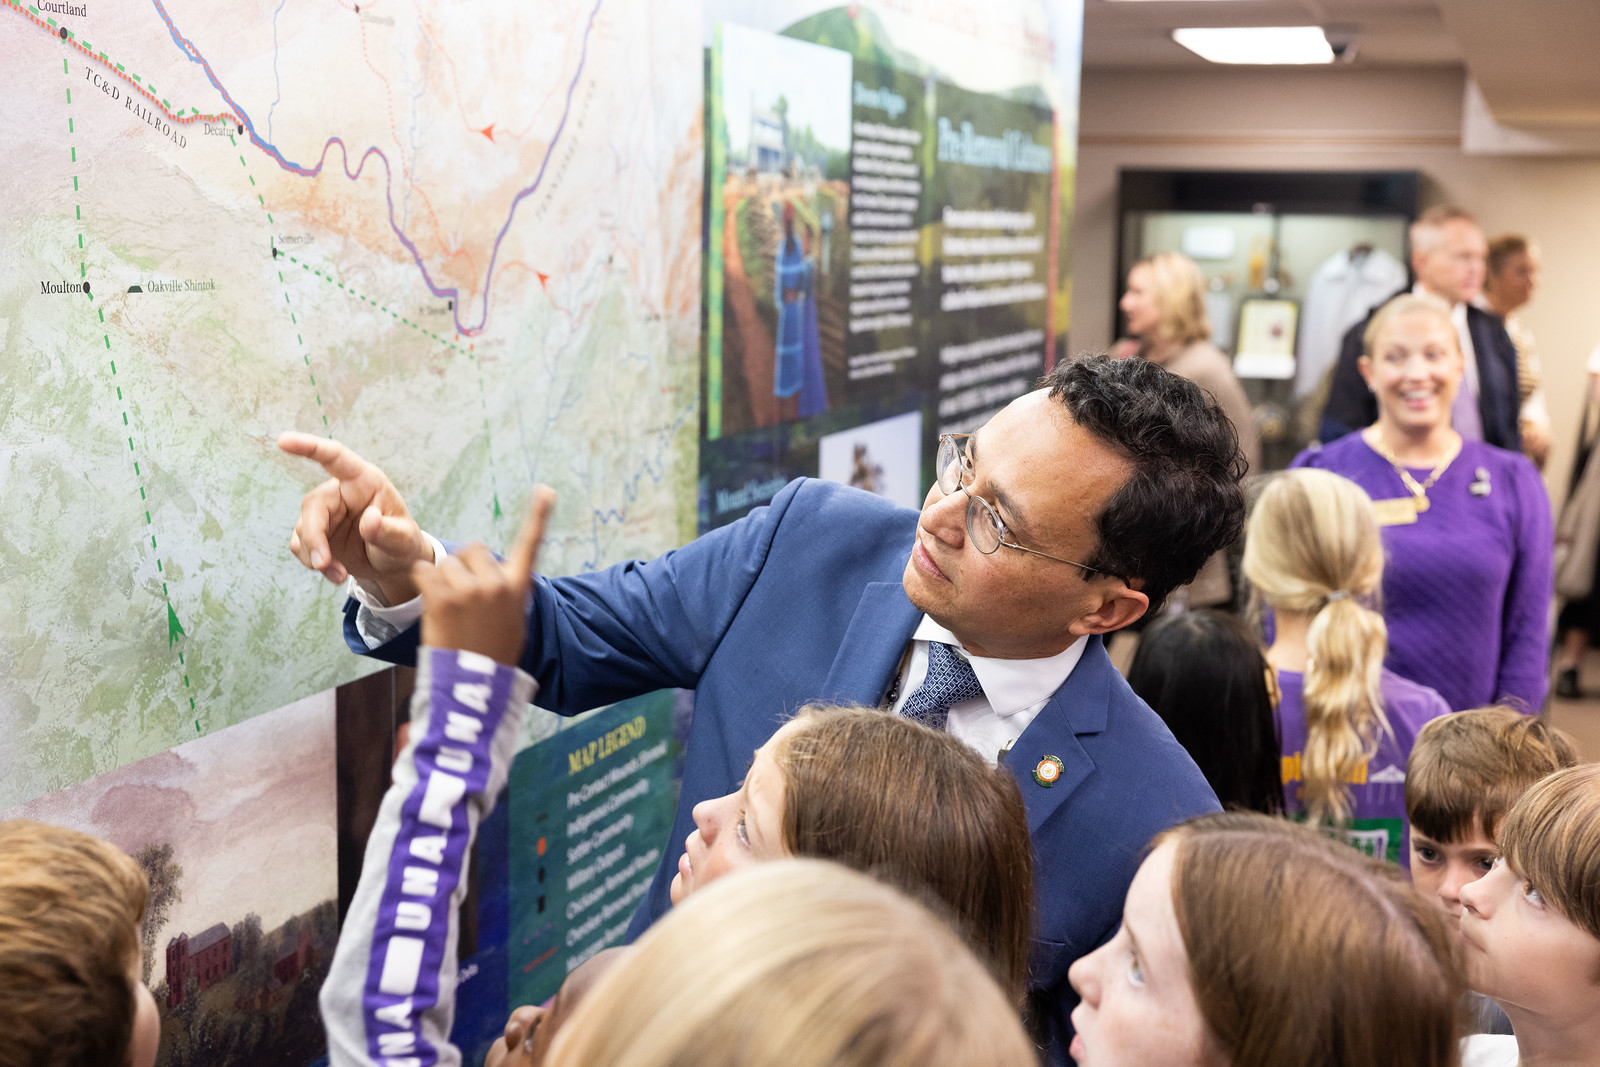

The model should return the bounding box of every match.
[1172,26,1336,64]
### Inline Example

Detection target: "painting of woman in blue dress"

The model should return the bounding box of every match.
[774,200,829,418]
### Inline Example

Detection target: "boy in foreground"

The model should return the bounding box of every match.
[1404,707,1583,1032]
[0,819,161,1067]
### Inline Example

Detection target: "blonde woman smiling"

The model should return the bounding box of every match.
[1292,294,1552,712]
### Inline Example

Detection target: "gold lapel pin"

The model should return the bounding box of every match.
[1033,755,1064,787]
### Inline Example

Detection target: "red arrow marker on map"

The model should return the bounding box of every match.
[478,124,496,142]
[535,271,549,290]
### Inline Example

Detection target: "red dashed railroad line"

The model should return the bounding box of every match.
[4,0,236,127]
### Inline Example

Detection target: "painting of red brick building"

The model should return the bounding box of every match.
[273,926,316,986]
[165,923,234,1007]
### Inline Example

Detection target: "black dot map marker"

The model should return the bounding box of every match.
[59,27,68,40]
[82,281,91,295]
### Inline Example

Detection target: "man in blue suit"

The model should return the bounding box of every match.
[282,354,1245,1062]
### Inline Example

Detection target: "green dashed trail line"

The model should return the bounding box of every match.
[231,134,332,435]
[58,48,200,731]
[273,249,506,523]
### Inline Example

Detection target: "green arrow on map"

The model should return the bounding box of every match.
[167,602,187,646]
[493,493,503,521]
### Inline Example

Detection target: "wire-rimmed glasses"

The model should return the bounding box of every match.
[935,434,1118,578]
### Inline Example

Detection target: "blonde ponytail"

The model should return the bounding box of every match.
[1243,470,1391,824]
[1301,595,1388,822]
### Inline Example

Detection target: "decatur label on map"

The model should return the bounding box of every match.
[0,0,701,807]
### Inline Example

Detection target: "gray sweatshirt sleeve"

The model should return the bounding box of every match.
[320,646,535,1067]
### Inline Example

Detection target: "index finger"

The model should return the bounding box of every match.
[506,487,557,583]
[278,431,372,482]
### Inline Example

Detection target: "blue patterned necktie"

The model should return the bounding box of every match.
[900,642,985,732]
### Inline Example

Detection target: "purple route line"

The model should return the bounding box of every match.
[149,0,604,338]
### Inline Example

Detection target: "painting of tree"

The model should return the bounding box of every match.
[136,843,184,985]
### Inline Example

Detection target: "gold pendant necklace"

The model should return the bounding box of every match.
[1367,433,1462,514]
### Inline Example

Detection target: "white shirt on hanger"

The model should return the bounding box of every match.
[1294,246,1408,399]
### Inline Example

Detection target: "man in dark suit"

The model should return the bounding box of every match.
[1321,206,1521,450]
[281,355,1245,1063]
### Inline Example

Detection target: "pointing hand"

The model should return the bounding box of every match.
[279,432,430,603]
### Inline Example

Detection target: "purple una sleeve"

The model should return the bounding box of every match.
[320,647,535,1067]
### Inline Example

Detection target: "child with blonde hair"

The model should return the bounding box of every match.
[544,859,1036,1067]
[1244,468,1449,863]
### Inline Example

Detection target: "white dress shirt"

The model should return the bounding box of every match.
[351,540,1087,767]
[888,616,1085,765]
[347,533,447,647]
[1411,282,1483,440]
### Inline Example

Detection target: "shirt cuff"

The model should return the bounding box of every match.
[349,532,446,649]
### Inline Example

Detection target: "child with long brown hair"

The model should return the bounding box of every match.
[1243,468,1450,863]
[1068,812,1463,1067]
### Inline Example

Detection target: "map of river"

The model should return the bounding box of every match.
[0,0,701,807]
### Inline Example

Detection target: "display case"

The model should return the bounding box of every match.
[1116,170,1420,470]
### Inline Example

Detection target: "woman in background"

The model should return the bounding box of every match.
[1116,251,1258,607]
[1243,468,1449,863]
[1126,610,1283,814]
[1068,812,1462,1067]
[1290,294,1551,712]
[544,860,1037,1067]
[1115,251,1259,475]
[1550,336,1600,699]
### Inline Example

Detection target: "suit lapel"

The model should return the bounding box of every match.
[1467,309,1511,443]
[1002,635,1112,834]
[818,582,922,706]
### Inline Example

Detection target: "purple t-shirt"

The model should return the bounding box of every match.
[1291,436,1553,712]
[1278,666,1450,866]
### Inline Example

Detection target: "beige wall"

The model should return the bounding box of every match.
[1069,65,1600,494]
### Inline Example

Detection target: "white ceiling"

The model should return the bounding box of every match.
[1082,0,1600,132]
[1435,0,1600,126]
[1082,0,1461,70]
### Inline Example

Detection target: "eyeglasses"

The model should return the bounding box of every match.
[935,434,1118,578]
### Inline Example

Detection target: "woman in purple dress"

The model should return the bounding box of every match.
[1244,468,1449,864]
[1291,295,1552,712]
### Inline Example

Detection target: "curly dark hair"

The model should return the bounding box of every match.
[1041,353,1247,612]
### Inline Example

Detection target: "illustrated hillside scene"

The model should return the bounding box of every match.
[718,26,854,434]
[2,691,339,1067]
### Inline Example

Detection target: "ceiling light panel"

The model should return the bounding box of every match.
[1172,26,1336,64]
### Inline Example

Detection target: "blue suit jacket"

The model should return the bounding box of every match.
[348,478,1219,1061]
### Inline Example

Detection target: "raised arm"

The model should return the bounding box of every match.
[320,491,552,1066]
[347,479,810,718]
